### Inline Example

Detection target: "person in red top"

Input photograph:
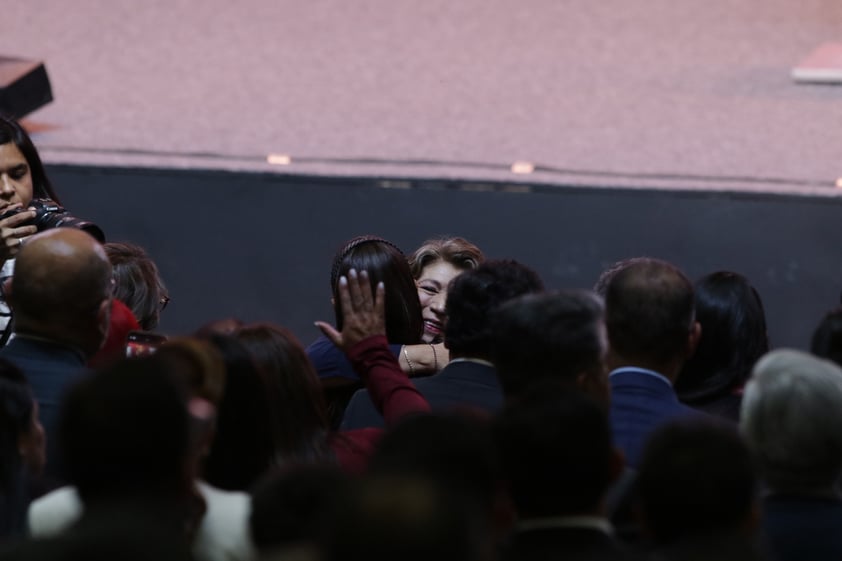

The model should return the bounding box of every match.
[316,268,431,472]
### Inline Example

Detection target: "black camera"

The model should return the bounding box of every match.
[0,198,105,242]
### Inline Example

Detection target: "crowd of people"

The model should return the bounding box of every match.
[1,113,842,561]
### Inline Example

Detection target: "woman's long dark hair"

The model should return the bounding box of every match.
[330,236,423,344]
[0,115,60,203]
[234,323,333,464]
[676,272,769,415]
[198,333,281,492]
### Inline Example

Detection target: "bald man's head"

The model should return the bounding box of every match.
[9,228,113,355]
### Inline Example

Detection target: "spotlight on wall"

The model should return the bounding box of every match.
[267,154,292,165]
[511,161,535,174]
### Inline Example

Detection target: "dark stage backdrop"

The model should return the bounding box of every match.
[48,164,842,350]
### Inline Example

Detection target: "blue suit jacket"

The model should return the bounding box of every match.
[0,336,88,482]
[609,367,701,468]
[341,359,502,430]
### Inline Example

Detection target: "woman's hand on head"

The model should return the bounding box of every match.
[0,204,37,262]
[316,269,386,352]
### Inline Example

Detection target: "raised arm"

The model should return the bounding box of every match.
[316,269,430,423]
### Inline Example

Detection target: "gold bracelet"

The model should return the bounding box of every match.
[430,343,438,371]
[403,346,416,376]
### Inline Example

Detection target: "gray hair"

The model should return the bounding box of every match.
[740,349,842,492]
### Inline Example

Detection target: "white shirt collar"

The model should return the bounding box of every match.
[609,366,672,387]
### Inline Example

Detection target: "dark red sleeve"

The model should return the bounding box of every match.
[346,335,431,424]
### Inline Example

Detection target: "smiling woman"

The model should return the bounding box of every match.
[409,237,485,344]
[0,116,61,262]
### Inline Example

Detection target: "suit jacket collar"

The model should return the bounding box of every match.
[610,366,672,388]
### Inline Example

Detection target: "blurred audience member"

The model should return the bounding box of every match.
[741,349,842,561]
[26,356,197,558]
[321,475,492,561]
[250,465,350,561]
[27,352,256,561]
[368,413,507,544]
[196,333,281,491]
[637,419,763,560]
[495,384,628,561]
[234,323,333,464]
[490,289,608,405]
[195,317,243,337]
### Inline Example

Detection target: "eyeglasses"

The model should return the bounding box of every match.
[159,296,171,311]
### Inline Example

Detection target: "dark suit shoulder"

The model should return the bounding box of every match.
[503,526,636,561]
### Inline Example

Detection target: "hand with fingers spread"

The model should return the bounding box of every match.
[0,205,37,262]
[316,269,386,352]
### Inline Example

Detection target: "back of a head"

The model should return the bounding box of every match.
[444,259,544,359]
[330,235,422,344]
[11,229,112,352]
[637,419,757,545]
[368,413,499,517]
[811,307,842,368]
[408,237,485,278]
[741,349,842,493]
[491,290,606,401]
[250,465,350,555]
[322,474,490,561]
[155,337,226,405]
[494,383,614,518]
[676,271,769,402]
[104,242,168,331]
[593,257,650,298]
[58,355,191,504]
[197,333,279,491]
[604,258,694,365]
[234,323,330,461]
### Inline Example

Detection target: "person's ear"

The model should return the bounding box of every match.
[96,298,113,344]
[577,365,611,410]
[686,321,702,359]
